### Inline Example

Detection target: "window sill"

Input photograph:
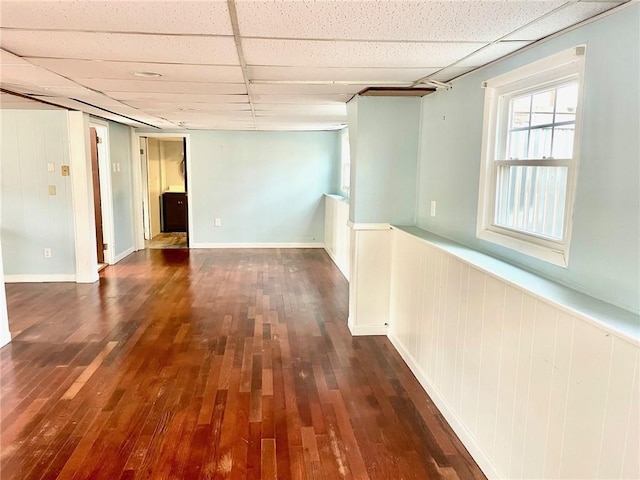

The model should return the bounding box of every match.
[477,227,568,267]
[393,225,639,345]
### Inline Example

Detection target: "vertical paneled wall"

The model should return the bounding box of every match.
[389,228,639,479]
[323,194,350,280]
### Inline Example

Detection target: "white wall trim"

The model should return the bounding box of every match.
[387,333,501,479]
[348,323,387,336]
[113,246,135,264]
[4,274,76,283]
[68,111,99,284]
[89,119,116,265]
[0,329,11,349]
[0,243,12,348]
[346,221,391,231]
[191,242,324,249]
[133,132,192,249]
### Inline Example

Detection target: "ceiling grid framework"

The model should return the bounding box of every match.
[0,0,631,131]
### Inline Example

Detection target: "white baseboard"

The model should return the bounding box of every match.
[191,242,325,249]
[0,329,11,348]
[387,333,501,479]
[347,322,388,336]
[114,246,135,263]
[4,274,76,283]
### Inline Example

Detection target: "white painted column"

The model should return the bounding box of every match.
[347,222,392,336]
[68,111,99,283]
[0,242,12,348]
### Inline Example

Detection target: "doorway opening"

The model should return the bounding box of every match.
[139,135,189,249]
[89,121,114,269]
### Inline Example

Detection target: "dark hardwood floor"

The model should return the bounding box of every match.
[1,248,486,479]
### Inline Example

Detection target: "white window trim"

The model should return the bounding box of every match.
[477,46,586,268]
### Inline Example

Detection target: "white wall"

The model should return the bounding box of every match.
[0,110,76,280]
[324,194,350,279]
[160,140,184,191]
[389,227,639,479]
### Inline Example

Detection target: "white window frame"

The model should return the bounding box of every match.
[477,46,586,268]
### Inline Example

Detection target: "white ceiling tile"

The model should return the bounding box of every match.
[0,64,79,89]
[0,92,61,109]
[126,102,253,113]
[77,78,247,95]
[426,66,478,82]
[247,66,440,83]
[0,1,232,35]
[243,39,484,68]
[236,0,565,42]
[454,41,532,68]
[0,30,239,65]
[250,83,364,95]
[0,49,34,65]
[252,94,352,104]
[27,95,170,127]
[108,91,249,104]
[254,104,347,115]
[504,2,627,40]
[28,58,245,83]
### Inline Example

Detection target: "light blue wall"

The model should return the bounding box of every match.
[417,4,640,313]
[108,121,135,258]
[186,130,339,245]
[349,96,421,224]
[1,110,76,275]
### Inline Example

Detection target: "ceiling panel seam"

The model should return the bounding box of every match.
[226,0,256,129]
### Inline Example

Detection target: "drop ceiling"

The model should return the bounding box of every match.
[0,0,629,131]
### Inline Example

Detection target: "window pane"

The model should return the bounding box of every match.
[531,90,555,126]
[495,165,568,240]
[510,95,531,128]
[507,130,528,159]
[556,83,579,114]
[552,125,575,159]
[528,127,553,159]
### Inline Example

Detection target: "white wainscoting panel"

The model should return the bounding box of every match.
[348,225,391,336]
[388,227,639,479]
[324,194,350,280]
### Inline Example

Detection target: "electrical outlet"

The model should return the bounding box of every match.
[44,248,52,258]
[48,185,56,195]
[430,200,437,217]
[214,218,222,227]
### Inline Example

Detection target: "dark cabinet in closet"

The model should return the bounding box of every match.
[162,192,187,232]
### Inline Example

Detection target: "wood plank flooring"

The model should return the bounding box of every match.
[1,248,486,479]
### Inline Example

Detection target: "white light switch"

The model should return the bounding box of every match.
[430,200,436,217]
[48,185,57,195]
[214,218,222,227]
[47,162,55,172]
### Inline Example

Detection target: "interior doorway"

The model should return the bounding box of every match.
[139,135,189,249]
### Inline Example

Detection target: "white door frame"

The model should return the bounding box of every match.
[89,119,115,265]
[131,132,192,250]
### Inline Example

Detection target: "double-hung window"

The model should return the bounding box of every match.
[477,47,586,267]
